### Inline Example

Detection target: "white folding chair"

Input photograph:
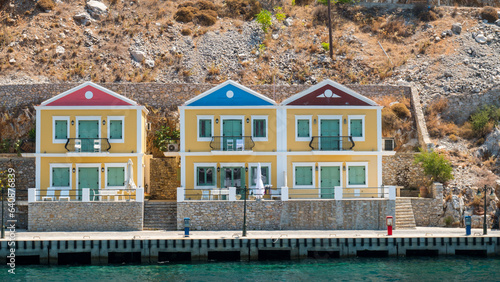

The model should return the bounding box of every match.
[201,190,211,200]
[58,189,70,201]
[226,139,234,151]
[236,139,244,151]
[94,139,101,153]
[74,139,82,152]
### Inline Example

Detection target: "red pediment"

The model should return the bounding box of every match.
[44,84,135,106]
[287,84,372,106]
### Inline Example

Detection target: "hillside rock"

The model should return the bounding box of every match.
[73,12,91,26]
[452,23,462,34]
[476,127,500,158]
[86,1,108,19]
[130,50,146,62]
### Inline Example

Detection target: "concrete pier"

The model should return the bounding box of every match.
[1,228,499,265]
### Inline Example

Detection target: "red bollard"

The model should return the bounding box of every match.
[386,216,393,236]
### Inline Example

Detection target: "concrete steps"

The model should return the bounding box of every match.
[395,198,416,230]
[144,201,177,231]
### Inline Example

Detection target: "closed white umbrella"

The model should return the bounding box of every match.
[125,159,137,189]
[255,163,265,199]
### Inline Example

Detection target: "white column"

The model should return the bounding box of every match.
[281,186,288,201]
[335,187,343,200]
[229,187,236,201]
[136,187,144,202]
[28,188,36,203]
[177,187,185,202]
[82,188,90,202]
[388,186,396,200]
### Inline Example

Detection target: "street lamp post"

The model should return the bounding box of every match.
[242,186,247,237]
[478,185,494,236]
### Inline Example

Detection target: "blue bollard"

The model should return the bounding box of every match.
[184,217,190,237]
[465,216,471,236]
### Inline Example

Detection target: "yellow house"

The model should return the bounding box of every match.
[178,79,395,201]
[33,82,148,201]
[281,79,394,199]
[178,80,279,200]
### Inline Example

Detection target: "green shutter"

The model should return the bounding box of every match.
[297,120,309,137]
[109,120,123,140]
[350,119,363,137]
[295,166,312,185]
[199,120,211,138]
[108,167,125,186]
[55,120,68,140]
[253,119,266,138]
[349,166,366,185]
[52,167,70,187]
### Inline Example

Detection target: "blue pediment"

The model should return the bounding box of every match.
[185,81,276,106]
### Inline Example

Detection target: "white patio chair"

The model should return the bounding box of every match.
[94,139,101,153]
[219,188,229,200]
[42,189,55,201]
[236,139,244,151]
[226,139,234,151]
[74,139,82,152]
[58,189,70,201]
[201,190,211,200]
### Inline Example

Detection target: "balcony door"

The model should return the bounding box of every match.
[320,166,340,199]
[78,167,99,200]
[222,119,242,151]
[78,120,99,152]
[320,119,340,150]
[221,167,245,189]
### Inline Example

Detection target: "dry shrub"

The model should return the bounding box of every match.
[480,6,498,23]
[413,3,438,22]
[425,97,460,138]
[196,0,217,11]
[382,107,399,131]
[449,134,458,142]
[194,10,217,26]
[175,7,196,22]
[459,122,475,139]
[295,0,314,5]
[419,10,438,21]
[313,5,329,25]
[391,103,411,119]
[224,0,262,20]
[181,28,192,36]
[428,97,448,114]
[379,18,415,42]
[37,0,55,10]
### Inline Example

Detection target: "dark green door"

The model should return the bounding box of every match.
[78,167,99,200]
[222,120,242,151]
[320,120,340,150]
[320,166,340,199]
[78,120,99,152]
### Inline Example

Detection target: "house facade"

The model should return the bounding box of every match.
[33,82,148,201]
[178,79,394,201]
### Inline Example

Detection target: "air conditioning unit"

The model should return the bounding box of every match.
[146,122,152,131]
[167,144,179,152]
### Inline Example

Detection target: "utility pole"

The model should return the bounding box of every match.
[328,0,333,59]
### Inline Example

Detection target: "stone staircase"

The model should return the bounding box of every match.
[144,201,178,231]
[395,198,416,229]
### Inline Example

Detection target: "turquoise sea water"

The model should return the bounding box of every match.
[3,257,500,282]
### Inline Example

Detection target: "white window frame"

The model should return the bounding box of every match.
[52,116,70,144]
[107,116,125,143]
[194,163,217,189]
[248,162,272,188]
[49,163,72,190]
[292,162,316,189]
[348,115,365,142]
[251,116,268,142]
[197,115,214,142]
[295,115,313,142]
[346,162,368,188]
[104,163,127,189]
[75,116,101,139]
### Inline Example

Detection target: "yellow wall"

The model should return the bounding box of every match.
[286,108,378,152]
[184,155,277,189]
[40,156,139,190]
[40,109,139,153]
[287,155,379,197]
[184,109,277,152]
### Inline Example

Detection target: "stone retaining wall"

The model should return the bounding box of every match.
[411,183,444,227]
[0,83,409,110]
[28,202,143,231]
[382,153,425,188]
[149,158,180,200]
[177,199,395,231]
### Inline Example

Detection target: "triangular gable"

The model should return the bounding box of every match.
[184,80,276,107]
[281,79,378,106]
[41,82,137,106]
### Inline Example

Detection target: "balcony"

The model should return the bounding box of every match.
[65,138,111,153]
[309,136,355,151]
[209,136,255,151]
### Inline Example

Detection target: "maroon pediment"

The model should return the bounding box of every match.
[287,85,372,106]
[45,85,134,106]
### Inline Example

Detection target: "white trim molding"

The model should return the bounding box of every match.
[346,162,369,188]
[348,115,366,142]
[52,116,70,144]
[107,116,125,143]
[295,115,312,142]
[197,115,214,142]
[251,115,268,142]
[292,162,316,189]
